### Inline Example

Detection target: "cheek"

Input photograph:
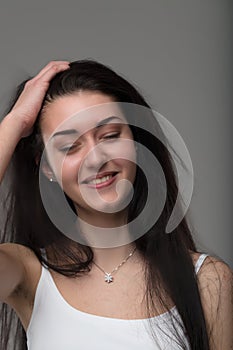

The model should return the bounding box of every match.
[127,160,137,182]
[55,156,82,185]
[116,141,137,170]
[115,137,137,159]
[116,158,137,180]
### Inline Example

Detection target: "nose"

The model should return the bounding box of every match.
[84,141,108,170]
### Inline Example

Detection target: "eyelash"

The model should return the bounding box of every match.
[103,132,120,140]
[59,132,120,153]
[59,145,76,152]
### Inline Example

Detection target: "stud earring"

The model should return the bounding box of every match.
[49,178,53,182]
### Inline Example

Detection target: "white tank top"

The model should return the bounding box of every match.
[26,253,209,350]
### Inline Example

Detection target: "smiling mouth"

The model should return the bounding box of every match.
[83,172,118,188]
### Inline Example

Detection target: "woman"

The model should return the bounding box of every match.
[0,60,232,350]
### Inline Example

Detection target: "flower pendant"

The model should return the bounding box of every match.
[104,273,114,283]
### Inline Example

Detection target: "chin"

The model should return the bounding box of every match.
[87,191,133,215]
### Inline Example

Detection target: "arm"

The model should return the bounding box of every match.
[0,61,70,299]
[197,256,233,349]
[0,114,24,184]
[0,243,27,302]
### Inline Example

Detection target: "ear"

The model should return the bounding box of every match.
[36,155,57,182]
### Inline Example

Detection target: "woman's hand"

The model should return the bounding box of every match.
[0,61,70,184]
[8,60,70,138]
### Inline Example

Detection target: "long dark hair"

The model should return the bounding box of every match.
[1,59,211,349]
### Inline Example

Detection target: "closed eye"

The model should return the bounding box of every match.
[59,133,120,152]
[59,144,77,152]
[103,132,120,139]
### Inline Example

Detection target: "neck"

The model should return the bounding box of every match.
[52,205,142,273]
[91,242,137,272]
[74,203,129,228]
[73,209,139,272]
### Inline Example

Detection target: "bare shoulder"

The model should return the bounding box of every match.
[196,254,233,316]
[1,242,37,258]
[193,253,233,349]
[189,250,232,302]
[0,242,40,271]
[195,254,233,289]
[188,249,232,275]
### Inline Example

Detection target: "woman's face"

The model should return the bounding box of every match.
[39,91,137,220]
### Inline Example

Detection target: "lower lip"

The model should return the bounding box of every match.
[85,173,118,189]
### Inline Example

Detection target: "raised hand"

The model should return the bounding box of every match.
[0,60,70,184]
[9,60,70,138]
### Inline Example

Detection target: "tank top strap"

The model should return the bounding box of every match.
[195,253,209,274]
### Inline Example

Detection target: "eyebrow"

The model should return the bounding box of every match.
[51,116,123,138]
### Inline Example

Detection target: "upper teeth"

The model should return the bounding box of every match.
[88,174,113,185]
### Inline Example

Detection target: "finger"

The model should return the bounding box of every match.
[27,63,70,88]
[32,61,70,81]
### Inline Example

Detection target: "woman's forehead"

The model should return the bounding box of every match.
[40,92,128,139]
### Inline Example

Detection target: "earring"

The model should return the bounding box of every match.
[49,178,53,182]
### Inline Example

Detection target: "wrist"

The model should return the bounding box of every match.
[1,112,27,140]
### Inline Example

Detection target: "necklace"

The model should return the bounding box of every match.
[92,246,137,283]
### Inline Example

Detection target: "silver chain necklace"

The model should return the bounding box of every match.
[92,246,137,283]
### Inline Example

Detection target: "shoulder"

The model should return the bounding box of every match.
[189,250,232,303]
[194,253,233,291]
[196,253,233,302]
[0,242,40,268]
[192,252,233,349]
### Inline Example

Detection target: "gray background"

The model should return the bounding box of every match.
[0,1,232,267]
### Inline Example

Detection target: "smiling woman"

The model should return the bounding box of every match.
[39,92,137,225]
[0,59,232,350]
